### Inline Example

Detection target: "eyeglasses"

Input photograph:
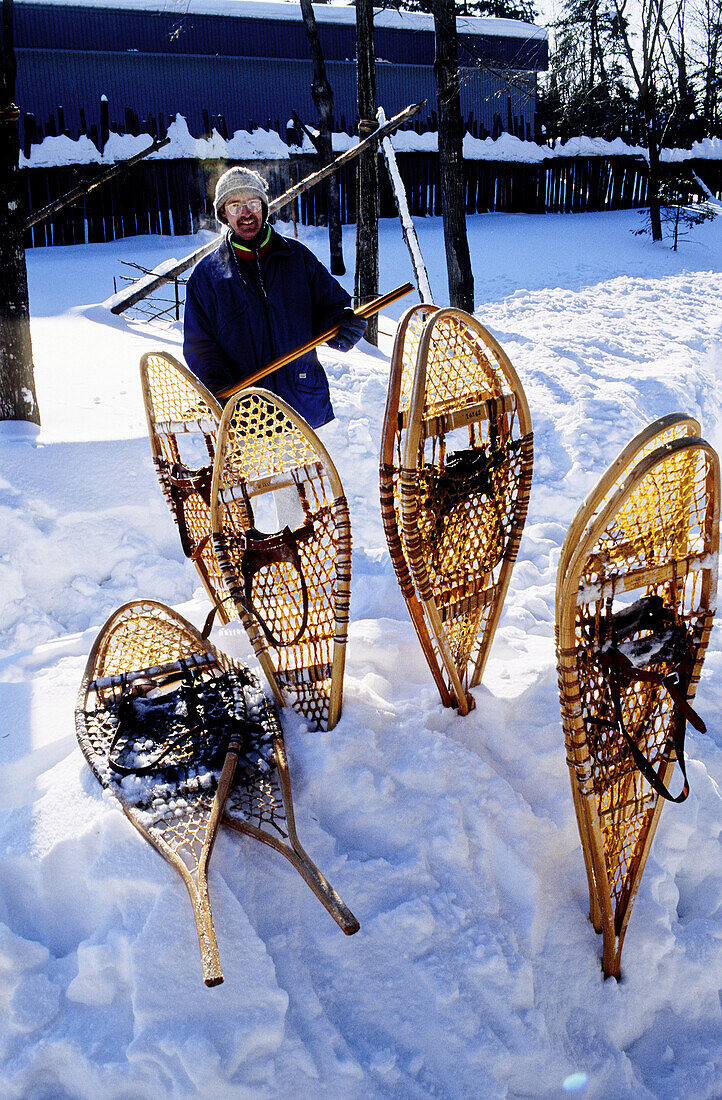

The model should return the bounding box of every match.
[225,198,263,215]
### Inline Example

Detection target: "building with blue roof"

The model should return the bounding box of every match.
[17,0,549,148]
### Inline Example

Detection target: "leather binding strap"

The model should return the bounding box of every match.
[165,461,214,559]
[107,667,244,777]
[595,596,705,803]
[239,522,313,647]
[205,522,314,649]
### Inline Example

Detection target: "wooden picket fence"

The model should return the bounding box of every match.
[23,152,721,248]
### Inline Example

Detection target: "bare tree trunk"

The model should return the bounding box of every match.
[610,0,672,243]
[645,102,664,241]
[0,0,39,423]
[355,0,378,344]
[700,0,721,132]
[299,0,345,275]
[432,0,474,312]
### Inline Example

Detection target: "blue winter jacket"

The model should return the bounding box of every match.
[183,228,364,428]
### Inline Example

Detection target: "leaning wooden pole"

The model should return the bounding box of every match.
[24,134,171,230]
[377,107,433,303]
[109,101,424,315]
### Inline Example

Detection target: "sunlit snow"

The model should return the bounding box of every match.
[1,207,721,1098]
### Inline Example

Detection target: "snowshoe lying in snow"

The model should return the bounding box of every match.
[380,305,533,714]
[555,415,718,979]
[75,600,358,986]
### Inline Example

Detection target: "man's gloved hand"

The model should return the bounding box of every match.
[326,310,367,352]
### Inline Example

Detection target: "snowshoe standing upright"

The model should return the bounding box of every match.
[140,351,234,622]
[380,306,533,713]
[556,416,718,978]
[211,388,352,731]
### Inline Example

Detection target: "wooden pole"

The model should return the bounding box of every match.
[24,135,171,230]
[377,107,433,304]
[109,101,424,315]
[217,282,413,401]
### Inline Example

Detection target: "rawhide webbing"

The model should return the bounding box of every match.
[595,594,706,802]
[213,475,314,649]
[418,441,514,571]
[240,523,313,644]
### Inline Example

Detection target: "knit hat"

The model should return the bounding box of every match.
[213,166,269,224]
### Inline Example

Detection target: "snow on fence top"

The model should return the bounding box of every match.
[17,0,548,40]
[20,114,722,170]
[20,117,292,169]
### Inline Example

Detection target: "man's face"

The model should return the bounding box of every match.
[223,193,264,241]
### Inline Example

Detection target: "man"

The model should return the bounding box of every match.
[183,166,366,429]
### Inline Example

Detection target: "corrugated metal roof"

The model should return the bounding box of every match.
[18,48,538,142]
[17,0,548,40]
[16,1,544,148]
[16,48,539,141]
[17,3,547,69]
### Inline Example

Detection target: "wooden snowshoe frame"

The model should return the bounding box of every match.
[223,726,359,938]
[76,600,358,987]
[381,305,533,713]
[140,352,234,623]
[75,599,239,986]
[556,414,702,934]
[381,303,454,708]
[211,388,352,731]
[555,414,702,613]
[556,424,719,978]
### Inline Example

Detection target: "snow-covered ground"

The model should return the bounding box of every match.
[2,208,721,1098]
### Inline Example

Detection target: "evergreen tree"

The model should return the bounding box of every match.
[460,0,538,21]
